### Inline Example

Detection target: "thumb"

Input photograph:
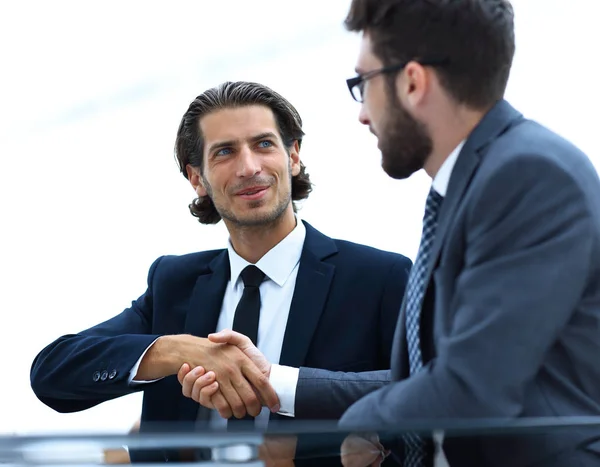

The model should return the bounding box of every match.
[208,329,251,348]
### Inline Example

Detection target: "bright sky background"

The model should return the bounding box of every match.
[0,0,598,435]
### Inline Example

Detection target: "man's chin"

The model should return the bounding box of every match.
[381,159,414,180]
[226,210,280,228]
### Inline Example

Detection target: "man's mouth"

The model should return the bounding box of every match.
[237,186,268,195]
[236,186,269,199]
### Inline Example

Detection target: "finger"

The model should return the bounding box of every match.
[208,329,252,348]
[199,381,220,407]
[242,363,279,413]
[190,372,217,403]
[218,379,248,419]
[211,391,234,419]
[177,363,191,385]
[181,366,206,398]
[228,374,263,417]
[199,376,219,397]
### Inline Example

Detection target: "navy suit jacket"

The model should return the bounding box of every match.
[30,221,411,462]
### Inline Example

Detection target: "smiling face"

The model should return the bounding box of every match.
[186,105,301,228]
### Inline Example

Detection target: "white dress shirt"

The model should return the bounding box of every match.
[128,218,305,428]
[209,219,305,428]
[432,141,465,196]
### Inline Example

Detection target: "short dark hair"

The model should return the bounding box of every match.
[174,81,313,224]
[345,0,515,109]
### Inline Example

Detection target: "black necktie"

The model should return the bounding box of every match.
[232,265,265,345]
[227,265,265,430]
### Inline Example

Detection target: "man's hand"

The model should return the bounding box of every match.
[341,433,389,467]
[179,363,237,417]
[177,330,281,419]
[208,329,272,376]
[138,334,278,419]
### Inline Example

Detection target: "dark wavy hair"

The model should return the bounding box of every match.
[174,81,313,224]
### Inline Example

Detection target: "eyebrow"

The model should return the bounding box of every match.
[208,132,279,154]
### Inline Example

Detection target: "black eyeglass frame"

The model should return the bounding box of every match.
[346,59,448,103]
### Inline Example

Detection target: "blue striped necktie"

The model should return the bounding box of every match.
[403,187,443,467]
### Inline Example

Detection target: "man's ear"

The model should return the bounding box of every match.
[289,140,301,177]
[397,61,428,110]
[186,164,208,197]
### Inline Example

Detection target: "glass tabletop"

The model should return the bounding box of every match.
[2,416,600,466]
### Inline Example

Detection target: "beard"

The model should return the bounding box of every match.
[378,94,433,180]
[203,173,292,228]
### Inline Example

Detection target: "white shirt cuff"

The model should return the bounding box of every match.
[128,338,163,385]
[269,364,299,417]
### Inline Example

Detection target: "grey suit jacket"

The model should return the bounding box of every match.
[296,369,391,419]
[308,100,600,466]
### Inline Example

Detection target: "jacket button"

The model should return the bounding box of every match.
[92,371,101,382]
[100,370,109,381]
[109,369,117,380]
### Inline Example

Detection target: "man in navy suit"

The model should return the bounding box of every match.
[30,81,411,463]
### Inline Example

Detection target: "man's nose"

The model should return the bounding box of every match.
[236,146,261,178]
[358,104,370,126]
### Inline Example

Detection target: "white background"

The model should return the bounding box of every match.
[0,0,598,434]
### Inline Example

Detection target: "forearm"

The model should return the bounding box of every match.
[133,334,202,380]
[31,333,160,402]
[295,369,391,419]
[340,365,485,430]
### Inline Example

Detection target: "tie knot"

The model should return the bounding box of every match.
[240,265,265,288]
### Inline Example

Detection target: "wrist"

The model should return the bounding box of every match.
[167,334,212,373]
[154,335,196,376]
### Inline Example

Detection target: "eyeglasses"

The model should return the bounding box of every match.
[346,59,448,103]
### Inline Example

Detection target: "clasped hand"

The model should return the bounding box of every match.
[177,331,389,467]
[177,329,279,419]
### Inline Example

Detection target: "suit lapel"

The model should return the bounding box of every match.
[183,250,230,338]
[426,145,480,280]
[179,250,230,423]
[391,100,524,373]
[426,100,524,281]
[278,221,337,368]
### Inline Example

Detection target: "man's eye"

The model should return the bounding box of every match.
[258,140,273,148]
[216,148,233,156]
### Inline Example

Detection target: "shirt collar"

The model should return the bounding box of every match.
[227,217,306,288]
[432,140,465,197]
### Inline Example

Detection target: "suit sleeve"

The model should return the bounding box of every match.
[30,257,164,413]
[340,153,596,428]
[295,369,392,419]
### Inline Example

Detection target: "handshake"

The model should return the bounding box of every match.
[175,329,280,419]
[169,329,389,467]
[132,330,388,466]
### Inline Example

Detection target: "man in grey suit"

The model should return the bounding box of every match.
[329,0,600,466]
[186,1,600,465]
